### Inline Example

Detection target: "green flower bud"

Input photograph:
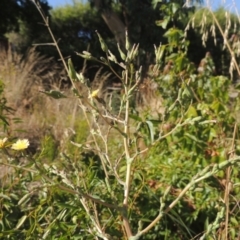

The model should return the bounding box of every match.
[68,58,77,81]
[96,30,108,53]
[117,43,126,60]
[125,29,131,51]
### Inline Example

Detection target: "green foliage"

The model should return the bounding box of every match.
[49,2,115,65]
[3,0,51,52]
[41,135,58,161]
[155,1,189,29]
[134,27,240,239]
[1,1,240,240]
[0,0,22,34]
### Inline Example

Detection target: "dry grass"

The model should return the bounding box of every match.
[0,47,84,153]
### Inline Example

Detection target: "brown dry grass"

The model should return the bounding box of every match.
[0,47,84,153]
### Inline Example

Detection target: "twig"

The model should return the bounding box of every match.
[222,123,237,239]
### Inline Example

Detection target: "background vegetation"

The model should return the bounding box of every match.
[0,0,240,239]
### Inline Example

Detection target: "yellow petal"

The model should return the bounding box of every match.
[0,138,8,148]
[89,89,100,98]
[11,139,30,151]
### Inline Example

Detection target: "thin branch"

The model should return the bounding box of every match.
[222,122,237,239]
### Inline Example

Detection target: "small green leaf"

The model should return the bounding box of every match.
[16,215,27,229]
[0,193,11,200]
[184,133,205,143]
[0,115,9,125]
[39,90,67,99]
[208,128,217,141]
[171,3,179,14]
[186,106,198,118]
[18,193,31,206]
[129,114,142,121]
[146,120,155,143]
[152,0,163,8]
[156,17,170,29]
[230,217,238,226]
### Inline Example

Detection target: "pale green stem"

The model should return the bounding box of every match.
[122,69,133,237]
[222,123,237,239]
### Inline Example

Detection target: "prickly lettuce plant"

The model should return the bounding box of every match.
[0,1,240,240]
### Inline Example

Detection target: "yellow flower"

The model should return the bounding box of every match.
[89,89,100,98]
[0,138,8,148]
[11,139,30,151]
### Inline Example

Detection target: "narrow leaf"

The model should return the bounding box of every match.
[16,215,27,229]
[39,90,67,99]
